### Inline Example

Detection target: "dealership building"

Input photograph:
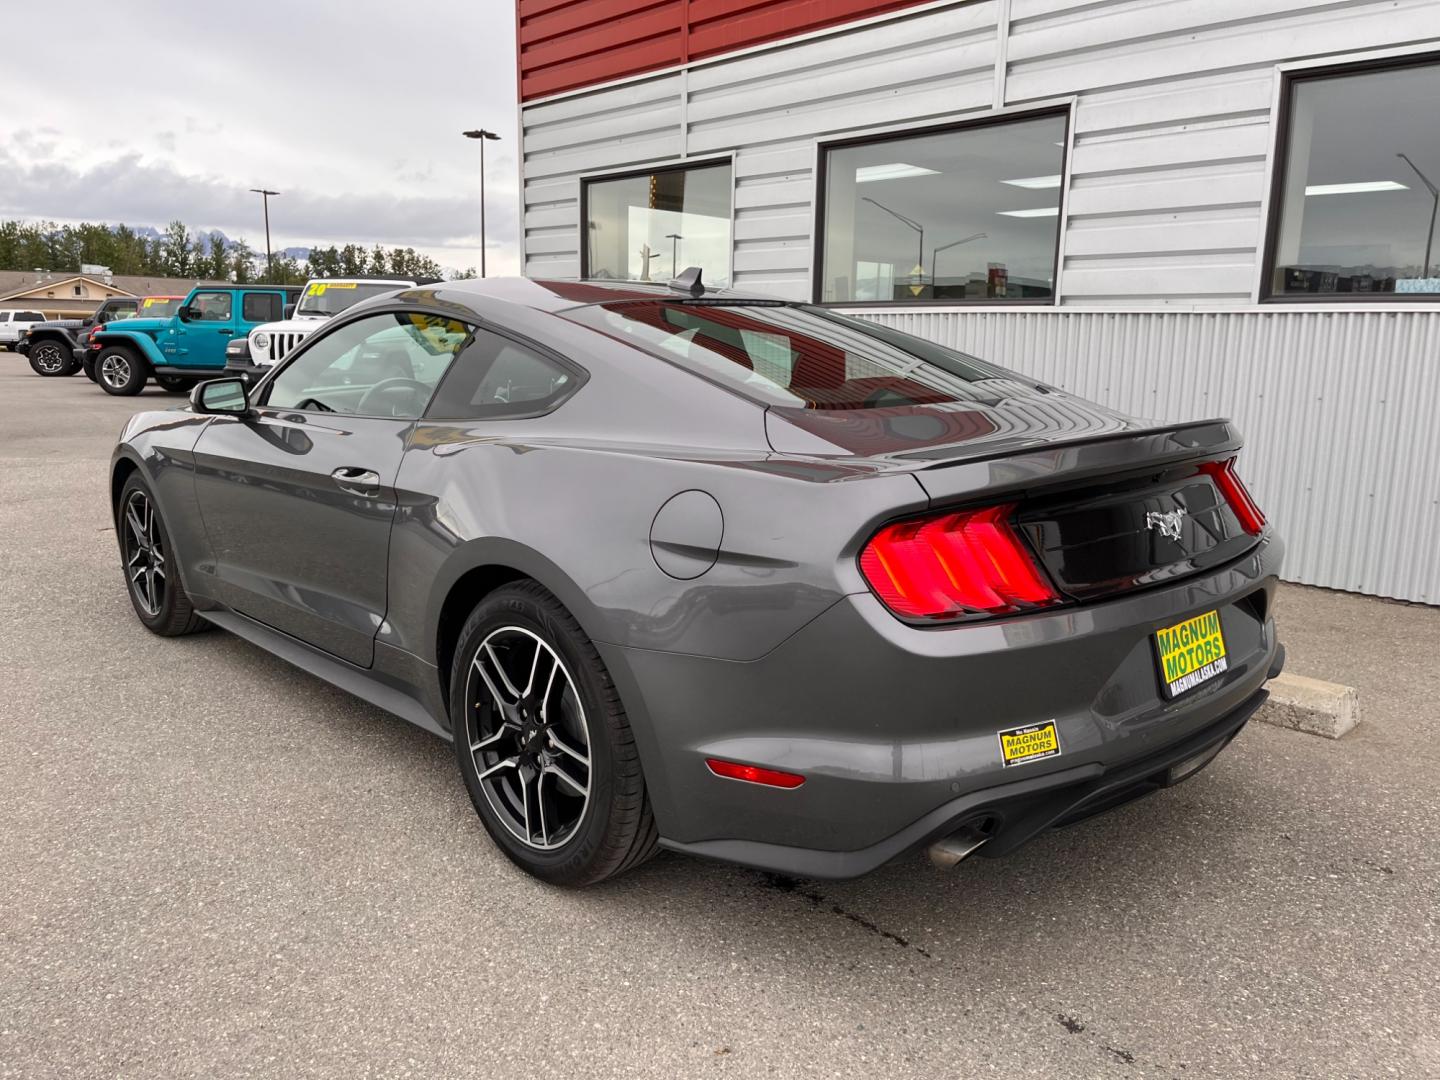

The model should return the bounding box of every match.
[516,0,1440,604]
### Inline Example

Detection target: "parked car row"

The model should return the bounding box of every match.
[9,277,421,395]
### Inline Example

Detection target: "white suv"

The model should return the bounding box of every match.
[0,310,47,350]
[227,277,417,376]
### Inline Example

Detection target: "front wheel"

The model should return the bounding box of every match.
[97,347,148,395]
[28,340,74,376]
[82,353,98,382]
[116,475,209,636]
[451,581,658,886]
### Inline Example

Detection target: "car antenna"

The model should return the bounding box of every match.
[668,266,706,298]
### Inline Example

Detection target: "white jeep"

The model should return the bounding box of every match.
[226,277,417,376]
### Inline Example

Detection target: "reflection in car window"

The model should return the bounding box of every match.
[264,311,472,419]
[564,301,1004,410]
[425,331,579,419]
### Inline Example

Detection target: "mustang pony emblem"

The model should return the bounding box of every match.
[1146,508,1186,541]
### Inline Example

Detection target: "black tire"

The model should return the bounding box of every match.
[97,346,148,395]
[155,374,194,394]
[116,475,209,636]
[82,353,98,382]
[28,339,75,377]
[451,581,658,886]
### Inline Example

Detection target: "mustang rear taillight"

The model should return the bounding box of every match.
[859,504,1060,621]
[705,758,806,789]
[1201,458,1266,535]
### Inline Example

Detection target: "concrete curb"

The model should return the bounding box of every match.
[1258,673,1360,739]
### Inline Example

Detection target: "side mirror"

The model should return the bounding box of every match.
[177,304,193,321]
[191,377,252,417]
[283,303,296,318]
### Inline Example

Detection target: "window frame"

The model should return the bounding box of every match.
[1260,48,1440,305]
[578,154,737,286]
[811,105,1071,307]
[422,322,589,422]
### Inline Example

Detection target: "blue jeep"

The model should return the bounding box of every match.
[91,283,301,395]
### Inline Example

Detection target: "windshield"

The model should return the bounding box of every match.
[295,281,407,318]
[137,297,182,318]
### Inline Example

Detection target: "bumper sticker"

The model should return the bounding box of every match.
[998,721,1061,767]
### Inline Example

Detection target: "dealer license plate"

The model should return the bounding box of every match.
[1154,609,1228,698]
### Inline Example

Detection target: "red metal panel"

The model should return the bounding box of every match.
[517,0,935,101]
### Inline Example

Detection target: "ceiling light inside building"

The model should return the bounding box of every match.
[1001,175,1062,189]
[855,163,940,183]
[1304,181,1409,195]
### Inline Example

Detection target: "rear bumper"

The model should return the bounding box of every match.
[606,533,1284,876]
[662,684,1270,877]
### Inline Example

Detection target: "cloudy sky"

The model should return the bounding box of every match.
[1,1,519,274]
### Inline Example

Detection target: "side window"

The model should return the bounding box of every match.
[242,292,281,322]
[20,311,45,322]
[190,291,233,322]
[426,330,581,419]
[263,311,472,419]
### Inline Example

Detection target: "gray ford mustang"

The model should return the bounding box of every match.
[110,274,1284,886]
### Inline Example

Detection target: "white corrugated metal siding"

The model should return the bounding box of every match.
[854,308,1440,603]
[519,0,1440,602]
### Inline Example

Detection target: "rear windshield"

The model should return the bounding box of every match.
[295,281,407,317]
[562,301,1017,410]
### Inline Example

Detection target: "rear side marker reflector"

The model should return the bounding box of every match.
[1200,458,1267,535]
[859,503,1060,621]
[705,758,806,789]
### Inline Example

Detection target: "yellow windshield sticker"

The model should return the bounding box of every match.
[306,283,327,296]
[327,282,357,289]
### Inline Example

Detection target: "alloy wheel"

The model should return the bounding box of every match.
[101,353,131,389]
[465,626,592,851]
[121,489,166,616]
[33,342,65,373]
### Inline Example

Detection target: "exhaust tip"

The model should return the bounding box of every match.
[927,824,991,869]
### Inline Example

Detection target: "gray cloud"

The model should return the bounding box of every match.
[0,146,514,251]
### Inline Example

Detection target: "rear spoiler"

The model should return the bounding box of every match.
[909,419,1242,506]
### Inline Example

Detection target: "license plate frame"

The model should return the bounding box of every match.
[1153,609,1228,699]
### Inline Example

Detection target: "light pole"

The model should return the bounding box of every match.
[930,232,987,298]
[862,196,924,295]
[249,188,279,279]
[1397,152,1438,280]
[463,129,501,276]
[666,233,683,277]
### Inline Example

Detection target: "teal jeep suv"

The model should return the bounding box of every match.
[91,284,301,395]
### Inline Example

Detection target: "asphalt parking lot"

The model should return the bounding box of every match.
[2,361,1437,1079]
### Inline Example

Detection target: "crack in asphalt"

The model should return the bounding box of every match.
[758,873,934,960]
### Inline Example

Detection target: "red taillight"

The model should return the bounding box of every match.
[705,758,806,789]
[1201,459,1266,535]
[859,503,1060,621]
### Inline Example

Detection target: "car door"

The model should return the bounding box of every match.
[172,289,238,366]
[190,309,473,666]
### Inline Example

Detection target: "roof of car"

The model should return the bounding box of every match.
[424,275,789,315]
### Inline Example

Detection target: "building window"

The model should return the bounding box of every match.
[1268,55,1440,299]
[583,161,732,286]
[817,111,1067,304]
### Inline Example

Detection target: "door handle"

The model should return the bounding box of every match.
[218,329,234,335]
[331,466,382,496]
